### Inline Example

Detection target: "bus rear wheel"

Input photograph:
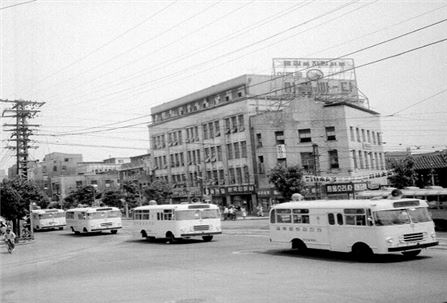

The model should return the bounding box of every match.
[291,239,307,252]
[111,230,118,234]
[202,235,213,242]
[402,250,421,258]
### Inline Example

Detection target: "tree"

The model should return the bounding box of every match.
[122,181,140,209]
[388,156,417,189]
[142,179,172,204]
[62,185,97,209]
[268,165,307,201]
[102,190,124,208]
[0,178,50,233]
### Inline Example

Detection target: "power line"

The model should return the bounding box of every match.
[0,0,36,10]
[391,88,447,115]
[27,0,179,90]
[46,0,314,106]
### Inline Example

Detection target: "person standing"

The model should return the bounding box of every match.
[241,206,247,220]
[256,204,263,217]
[4,227,16,253]
[223,206,229,220]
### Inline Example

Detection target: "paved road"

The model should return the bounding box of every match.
[1,219,447,303]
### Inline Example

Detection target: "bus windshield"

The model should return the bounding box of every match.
[374,207,431,226]
[175,209,219,221]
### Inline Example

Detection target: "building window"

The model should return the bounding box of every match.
[236,167,242,184]
[53,166,57,172]
[300,152,314,172]
[277,158,287,167]
[350,126,355,141]
[298,129,311,143]
[258,156,265,174]
[203,124,208,140]
[377,132,382,145]
[229,168,236,184]
[361,129,366,142]
[238,115,245,131]
[217,146,222,161]
[367,130,371,143]
[358,151,363,169]
[329,150,339,169]
[233,142,240,159]
[352,150,358,169]
[214,121,220,137]
[227,143,233,160]
[356,128,361,142]
[243,165,249,183]
[325,126,336,141]
[372,131,376,144]
[240,141,247,158]
[275,131,285,144]
[256,133,262,147]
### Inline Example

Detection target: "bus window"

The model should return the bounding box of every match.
[142,210,150,220]
[77,213,85,220]
[276,209,291,223]
[345,215,366,226]
[293,209,309,224]
[270,210,275,223]
[328,213,335,225]
[66,212,74,219]
[337,213,343,225]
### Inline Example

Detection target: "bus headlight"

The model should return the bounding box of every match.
[386,237,394,245]
[430,232,436,240]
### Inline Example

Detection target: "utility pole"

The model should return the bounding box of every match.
[1,99,45,178]
[2,99,45,240]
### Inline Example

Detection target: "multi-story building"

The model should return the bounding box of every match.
[148,73,387,212]
[118,153,152,189]
[252,97,386,207]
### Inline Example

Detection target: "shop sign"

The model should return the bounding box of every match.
[326,182,367,194]
[227,184,255,194]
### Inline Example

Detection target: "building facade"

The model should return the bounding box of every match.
[147,74,386,212]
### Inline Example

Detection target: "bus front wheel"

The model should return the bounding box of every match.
[402,250,421,258]
[351,243,373,261]
[111,230,118,234]
[202,235,213,242]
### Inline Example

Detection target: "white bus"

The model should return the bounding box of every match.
[66,207,122,234]
[269,196,438,258]
[132,203,222,243]
[32,209,66,231]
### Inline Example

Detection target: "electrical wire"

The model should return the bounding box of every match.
[27,0,179,91]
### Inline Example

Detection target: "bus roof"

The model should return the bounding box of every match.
[66,206,120,213]
[134,203,219,211]
[32,209,64,214]
[272,198,428,211]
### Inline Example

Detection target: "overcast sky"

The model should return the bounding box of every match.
[1,0,446,170]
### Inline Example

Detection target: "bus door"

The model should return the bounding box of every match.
[326,212,346,251]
